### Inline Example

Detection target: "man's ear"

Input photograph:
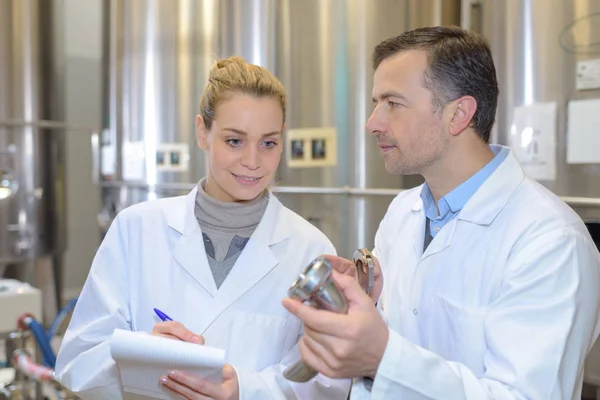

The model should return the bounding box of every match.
[447,96,477,137]
[196,115,208,150]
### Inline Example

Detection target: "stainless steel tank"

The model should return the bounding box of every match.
[98,0,219,232]
[465,0,600,220]
[100,0,461,257]
[0,0,66,265]
[270,0,460,257]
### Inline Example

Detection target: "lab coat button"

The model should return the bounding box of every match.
[413,309,418,315]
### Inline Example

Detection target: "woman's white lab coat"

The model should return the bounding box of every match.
[352,148,600,399]
[55,188,350,400]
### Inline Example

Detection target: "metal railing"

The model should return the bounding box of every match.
[93,180,600,209]
[3,122,599,210]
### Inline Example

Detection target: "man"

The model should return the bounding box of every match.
[282,26,600,399]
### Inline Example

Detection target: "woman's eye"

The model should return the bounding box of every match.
[226,138,242,147]
[263,141,277,149]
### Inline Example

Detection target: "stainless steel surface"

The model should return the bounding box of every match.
[95,176,600,209]
[219,0,276,68]
[470,0,600,222]
[0,0,66,265]
[272,0,459,257]
[0,120,93,131]
[281,361,321,384]
[284,255,348,382]
[100,0,219,225]
[287,256,348,313]
[100,1,461,255]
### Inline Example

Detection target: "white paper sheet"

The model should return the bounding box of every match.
[122,141,146,181]
[576,59,600,91]
[509,102,557,181]
[567,98,600,164]
[110,329,225,399]
[101,144,116,176]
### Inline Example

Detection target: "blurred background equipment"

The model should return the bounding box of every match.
[0,0,67,326]
[98,0,461,258]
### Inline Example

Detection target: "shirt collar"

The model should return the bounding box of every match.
[419,145,509,219]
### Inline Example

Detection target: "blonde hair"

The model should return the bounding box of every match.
[199,56,286,130]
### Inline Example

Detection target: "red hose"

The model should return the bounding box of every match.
[16,313,36,330]
[13,350,55,382]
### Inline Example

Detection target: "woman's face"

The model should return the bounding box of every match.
[196,93,284,202]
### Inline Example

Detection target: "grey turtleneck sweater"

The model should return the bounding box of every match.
[194,178,268,288]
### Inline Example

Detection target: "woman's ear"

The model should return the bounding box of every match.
[196,115,208,150]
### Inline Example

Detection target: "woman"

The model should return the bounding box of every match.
[55,57,350,399]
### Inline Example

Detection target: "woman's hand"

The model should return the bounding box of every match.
[151,321,205,344]
[160,364,239,400]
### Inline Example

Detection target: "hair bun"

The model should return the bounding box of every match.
[200,55,286,131]
[213,56,246,71]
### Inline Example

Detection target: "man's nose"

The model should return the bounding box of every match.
[366,106,386,136]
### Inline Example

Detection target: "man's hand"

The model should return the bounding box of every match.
[282,271,389,379]
[323,254,383,303]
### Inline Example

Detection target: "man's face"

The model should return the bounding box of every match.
[366,50,449,175]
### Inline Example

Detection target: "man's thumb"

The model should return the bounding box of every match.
[331,270,370,307]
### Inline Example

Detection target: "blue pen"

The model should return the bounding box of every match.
[153,308,174,322]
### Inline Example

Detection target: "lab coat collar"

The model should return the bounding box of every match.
[409,146,525,225]
[167,186,291,245]
[167,187,291,329]
[458,147,524,225]
[408,146,524,258]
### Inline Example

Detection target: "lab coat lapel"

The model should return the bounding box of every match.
[170,187,218,297]
[409,197,454,260]
[416,148,525,260]
[410,198,427,258]
[458,149,525,225]
[200,193,288,332]
[422,220,456,259]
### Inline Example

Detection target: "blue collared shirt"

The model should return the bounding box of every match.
[420,145,510,238]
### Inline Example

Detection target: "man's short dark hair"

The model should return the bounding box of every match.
[373,26,499,143]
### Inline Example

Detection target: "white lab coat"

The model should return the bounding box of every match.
[351,147,600,399]
[55,188,350,400]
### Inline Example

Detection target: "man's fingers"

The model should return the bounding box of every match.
[282,272,372,332]
[331,271,373,308]
[282,297,314,320]
[322,255,358,278]
[373,256,382,277]
[282,297,350,334]
[297,337,333,378]
[301,333,342,374]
